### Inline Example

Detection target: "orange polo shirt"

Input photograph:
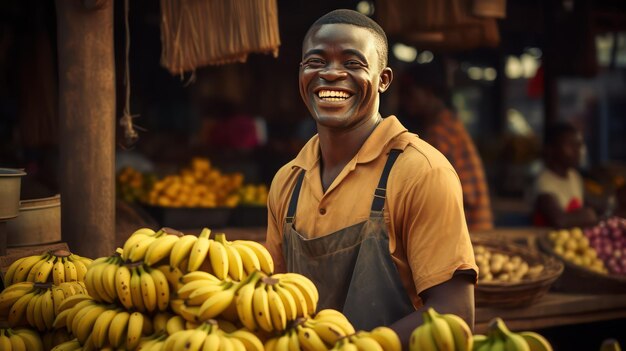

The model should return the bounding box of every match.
[265,116,478,308]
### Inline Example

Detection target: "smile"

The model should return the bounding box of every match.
[316,89,352,102]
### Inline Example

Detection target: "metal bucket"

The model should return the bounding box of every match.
[0,168,27,220]
[6,194,62,247]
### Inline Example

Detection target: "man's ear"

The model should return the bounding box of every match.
[378,67,393,93]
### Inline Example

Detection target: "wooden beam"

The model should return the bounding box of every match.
[56,0,115,258]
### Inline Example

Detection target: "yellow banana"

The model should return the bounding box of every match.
[266,284,287,331]
[130,266,147,312]
[187,284,227,306]
[297,324,329,351]
[170,234,198,268]
[148,266,171,311]
[178,279,224,300]
[101,256,121,302]
[278,276,317,316]
[181,270,222,284]
[108,310,131,348]
[505,333,530,351]
[351,335,384,351]
[0,330,12,350]
[129,235,158,263]
[88,258,113,303]
[277,282,309,318]
[126,311,145,350]
[231,243,261,275]
[72,304,106,344]
[138,265,157,312]
[145,234,180,266]
[53,256,67,285]
[90,308,118,348]
[63,258,78,282]
[56,293,92,314]
[166,315,187,335]
[252,283,273,332]
[12,254,46,284]
[179,304,202,323]
[230,336,248,351]
[368,327,401,351]
[187,228,212,272]
[48,338,81,351]
[64,299,96,333]
[69,255,89,282]
[229,329,264,351]
[307,319,347,345]
[314,310,355,335]
[155,264,184,292]
[40,288,56,330]
[121,233,150,261]
[208,239,229,280]
[25,291,39,329]
[273,333,290,351]
[33,255,55,283]
[4,256,28,285]
[235,281,258,331]
[115,264,134,309]
[425,309,454,351]
[264,337,278,351]
[198,284,238,321]
[0,282,35,316]
[7,329,27,351]
[233,240,275,274]
[26,254,50,282]
[439,313,473,351]
[202,332,221,351]
[409,322,437,351]
[8,291,37,327]
[220,239,245,281]
[14,328,44,351]
[519,331,553,351]
[188,329,211,351]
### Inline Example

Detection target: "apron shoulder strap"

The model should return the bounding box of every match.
[286,169,306,224]
[371,149,403,212]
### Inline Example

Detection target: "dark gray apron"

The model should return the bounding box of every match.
[282,149,415,330]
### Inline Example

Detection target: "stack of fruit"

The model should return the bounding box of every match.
[0,250,94,350]
[474,245,545,284]
[237,184,269,207]
[582,216,626,275]
[547,226,607,274]
[146,157,244,208]
[116,166,156,204]
[466,316,553,351]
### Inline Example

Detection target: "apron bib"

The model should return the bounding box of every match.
[282,149,415,330]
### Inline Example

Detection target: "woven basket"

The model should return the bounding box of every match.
[473,235,563,308]
[537,233,626,294]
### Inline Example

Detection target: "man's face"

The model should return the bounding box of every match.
[557,131,584,168]
[299,24,392,130]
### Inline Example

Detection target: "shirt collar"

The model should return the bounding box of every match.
[292,116,408,170]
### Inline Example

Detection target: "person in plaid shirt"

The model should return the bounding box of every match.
[399,63,494,231]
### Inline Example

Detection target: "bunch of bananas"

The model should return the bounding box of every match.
[473,318,553,351]
[54,298,153,350]
[144,320,265,351]
[0,280,88,331]
[409,308,474,351]
[319,326,400,351]
[3,250,92,286]
[41,328,72,351]
[0,327,44,351]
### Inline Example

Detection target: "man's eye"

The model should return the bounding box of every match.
[345,60,364,68]
[304,58,325,66]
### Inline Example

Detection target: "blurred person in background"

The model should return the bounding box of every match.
[399,62,493,232]
[531,122,598,228]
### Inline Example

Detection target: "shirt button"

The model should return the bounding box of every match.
[319,208,326,215]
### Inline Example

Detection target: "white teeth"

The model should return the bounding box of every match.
[317,90,350,99]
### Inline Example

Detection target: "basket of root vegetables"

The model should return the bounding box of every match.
[473,236,564,308]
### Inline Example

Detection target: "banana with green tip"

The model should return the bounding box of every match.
[145,234,180,266]
[233,240,275,274]
[519,331,553,351]
[187,228,212,272]
[170,234,198,268]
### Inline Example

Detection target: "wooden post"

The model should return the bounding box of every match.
[56,0,115,258]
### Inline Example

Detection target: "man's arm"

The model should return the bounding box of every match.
[535,193,598,228]
[390,272,475,349]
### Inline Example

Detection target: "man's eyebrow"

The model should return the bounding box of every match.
[342,49,368,64]
[303,49,325,59]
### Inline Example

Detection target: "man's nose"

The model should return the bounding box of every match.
[319,64,348,81]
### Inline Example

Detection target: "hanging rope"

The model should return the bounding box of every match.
[119,0,143,148]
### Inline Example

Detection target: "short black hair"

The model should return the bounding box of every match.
[543,122,579,147]
[304,9,388,69]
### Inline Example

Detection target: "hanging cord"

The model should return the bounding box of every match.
[119,0,144,149]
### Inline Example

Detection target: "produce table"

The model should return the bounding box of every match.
[218,225,626,334]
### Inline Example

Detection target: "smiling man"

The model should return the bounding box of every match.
[265,9,478,345]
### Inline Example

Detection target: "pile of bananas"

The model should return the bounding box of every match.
[472,317,553,351]
[238,184,269,206]
[324,326,401,351]
[0,327,44,351]
[474,245,545,284]
[146,157,244,208]
[116,166,156,203]
[3,250,92,286]
[410,308,474,351]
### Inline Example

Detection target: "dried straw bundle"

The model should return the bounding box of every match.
[160,0,280,75]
